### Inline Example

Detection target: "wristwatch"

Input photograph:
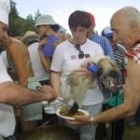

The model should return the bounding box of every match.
[90,116,97,126]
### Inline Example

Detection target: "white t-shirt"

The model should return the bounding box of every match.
[1,51,8,68]
[51,39,104,106]
[28,42,49,81]
[0,55,16,137]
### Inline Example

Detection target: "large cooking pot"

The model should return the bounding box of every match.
[16,126,80,140]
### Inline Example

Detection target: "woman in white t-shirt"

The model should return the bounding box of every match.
[51,10,104,140]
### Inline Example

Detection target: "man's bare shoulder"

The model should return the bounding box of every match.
[127,58,140,75]
[11,38,26,48]
[8,38,28,54]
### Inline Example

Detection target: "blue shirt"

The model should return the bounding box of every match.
[42,34,59,57]
[90,34,114,59]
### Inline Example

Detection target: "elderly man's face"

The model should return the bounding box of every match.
[111,16,132,50]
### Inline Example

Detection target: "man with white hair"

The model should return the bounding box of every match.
[67,6,140,127]
[0,0,56,139]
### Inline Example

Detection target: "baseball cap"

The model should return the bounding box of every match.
[102,26,113,38]
[58,26,67,33]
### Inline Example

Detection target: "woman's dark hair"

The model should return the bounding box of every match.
[50,24,60,32]
[68,10,91,30]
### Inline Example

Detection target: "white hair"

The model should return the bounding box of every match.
[112,6,140,28]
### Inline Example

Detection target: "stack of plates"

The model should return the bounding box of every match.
[42,97,64,114]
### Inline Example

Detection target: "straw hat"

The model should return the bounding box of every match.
[22,31,39,42]
[0,0,10,25]
[35,14,58,27]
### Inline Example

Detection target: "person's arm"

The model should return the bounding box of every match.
[68,58,140,125]
[8,44,28,87]
[50,71,61,97]
[92,58,140,122]
[38,39,51,72]
[0,81,56,106]
[38,50,51,72]
[50,44,63,97]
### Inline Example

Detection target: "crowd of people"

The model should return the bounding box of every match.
[1,0,140,140]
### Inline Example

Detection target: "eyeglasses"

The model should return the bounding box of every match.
[75,44,85,59]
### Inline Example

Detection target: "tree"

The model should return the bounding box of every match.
[34,9,41,21]
[9,4,35,36]
[24,14,35,32]
[9,3,41,37]
[9,2,20,36]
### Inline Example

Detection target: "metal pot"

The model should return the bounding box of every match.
[16,126,79,140]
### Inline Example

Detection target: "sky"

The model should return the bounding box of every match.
[14,0,140,34]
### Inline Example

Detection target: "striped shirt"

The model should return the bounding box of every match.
[113,44,126,93]
[90,33,115,60]
[126,43,140,65]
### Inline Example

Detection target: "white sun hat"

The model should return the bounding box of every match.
[0,0,10,25]
[35,14,58,27]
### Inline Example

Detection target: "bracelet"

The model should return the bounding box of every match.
[90,116,96,126]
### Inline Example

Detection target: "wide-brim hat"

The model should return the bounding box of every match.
[35,14,58,27]
[22,31,39,42]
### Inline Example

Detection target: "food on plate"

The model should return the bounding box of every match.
[59,106,85,117]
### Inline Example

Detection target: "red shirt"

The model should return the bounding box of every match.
[126,40,140,65]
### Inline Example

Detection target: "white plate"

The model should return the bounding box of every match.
[42,97,64,106]
[56,108,89,120]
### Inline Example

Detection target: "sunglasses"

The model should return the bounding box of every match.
[75,45,85,59]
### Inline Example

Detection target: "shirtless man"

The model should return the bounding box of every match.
[1,35,34,84]
[0,51,56,139]
[68,7,140,126]
[0,0,56,138]
[0,21,44,132]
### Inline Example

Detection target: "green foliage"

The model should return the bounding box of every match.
[9,3,41,37]
[34,9,41,21]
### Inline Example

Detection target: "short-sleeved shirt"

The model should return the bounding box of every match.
[0,55,16,137]
[1,51,8,68]
[42,34,59,57]
[113,45,126,93]
[126,42,140,65]
[90,34,115,60]
[28,42,49,81]
[51,39,104,106]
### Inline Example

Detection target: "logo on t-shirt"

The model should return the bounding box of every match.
[71,55,76,60]
[85,54,90,58]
